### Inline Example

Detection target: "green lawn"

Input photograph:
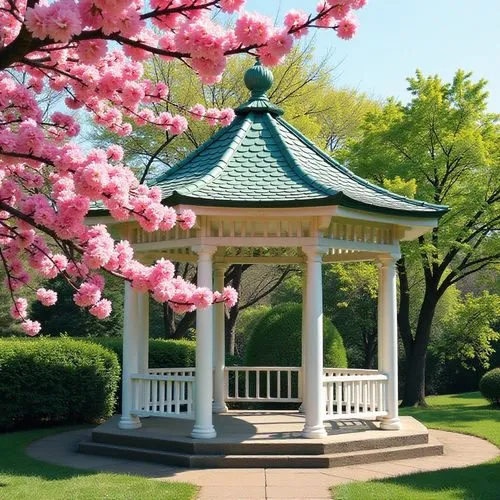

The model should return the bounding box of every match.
[0,426,197,500]
[333,392,500,500]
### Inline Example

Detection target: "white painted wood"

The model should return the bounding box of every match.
[302,246,328,438]
[119,283,142,429]
[378,254,401,430]
[130,373,195,419]
[212,265,228,413]
[190,246,217,439]
[224,367,301,402]
[322,373,388,421]
[299,266,307,413]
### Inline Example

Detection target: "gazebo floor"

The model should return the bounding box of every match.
[79,411,443,468]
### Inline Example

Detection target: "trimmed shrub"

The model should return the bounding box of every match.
[90,337,196,368]
[233,305,271,359]
[479,368,500,406]
[245,302,348,368]
[0,338,120,430]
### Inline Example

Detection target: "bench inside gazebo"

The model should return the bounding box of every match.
[81,61,447,467]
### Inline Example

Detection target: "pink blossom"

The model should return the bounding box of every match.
[336,13,359,40]
[21,320,42,336]
[284,9,309,38]
[220,0,245,14]
[234,12,273,46]
[219,108,236,126]
[89,299,112,319]
[10,297,28,320]
[222,286,238,307]
[190,104,206,121]
[36,288,58,306]
[204,108,220,126]
[191,287,213,309]
[178,209,196,230]
[74,281,102,307]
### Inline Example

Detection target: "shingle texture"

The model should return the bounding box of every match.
[152,66,447,217]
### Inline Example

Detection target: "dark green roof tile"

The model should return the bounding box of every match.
[149,63,448,218]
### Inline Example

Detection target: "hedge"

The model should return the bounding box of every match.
[0,338,120,430]
[89,337,196,369]
[479,367,500,406]
[245,302,348,368]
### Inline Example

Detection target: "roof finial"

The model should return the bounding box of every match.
[244,58,274,97]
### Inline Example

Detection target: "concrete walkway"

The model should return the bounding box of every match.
[27,428,499,500]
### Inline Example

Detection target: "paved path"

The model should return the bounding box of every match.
[27,428,499,500]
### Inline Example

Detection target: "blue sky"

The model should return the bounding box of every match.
[246,0,500,111]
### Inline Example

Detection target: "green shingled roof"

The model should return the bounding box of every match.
[151,61,448,218]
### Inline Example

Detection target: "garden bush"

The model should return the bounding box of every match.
[479,367,500,406]
[245,302,347,368]
[90,337,196,369]
[0,338,120,430]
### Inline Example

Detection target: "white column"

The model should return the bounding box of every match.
[299,265,307,414]
[191,245,217,439]
[378,255,401,430]
[213,264,228,413]
[137,291,149,374]
[302,246,327,439]
[119,282,142,429]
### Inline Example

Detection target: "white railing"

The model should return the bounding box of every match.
[224,366,301,402]
[130,372,195,419]
[148,367,196,377]
[129,366,388,422]
[323,368,379,377]
[323,372,388,421]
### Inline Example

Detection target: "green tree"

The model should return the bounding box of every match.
[346,70,500,406]
[432,292,500,371]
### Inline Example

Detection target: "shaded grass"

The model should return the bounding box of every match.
[0,426,197,500]
[333,392,500,500]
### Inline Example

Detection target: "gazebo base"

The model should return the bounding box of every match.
[79,412,443,468]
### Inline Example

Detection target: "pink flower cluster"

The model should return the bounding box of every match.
[315,0,365,40]
[0,0,364,335]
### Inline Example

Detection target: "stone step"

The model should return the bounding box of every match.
[78,439,443,469]
[90,428,429,457]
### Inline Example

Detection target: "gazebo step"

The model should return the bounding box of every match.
[78,440,443,469]
[90,427,429,456]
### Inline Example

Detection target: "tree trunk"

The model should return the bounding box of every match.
[400,287,438,407]
[225,303,239,356]
[162,303,176,338]
[172,311,196,339]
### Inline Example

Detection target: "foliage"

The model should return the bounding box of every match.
[89,337,196,369]
[480,368,500,406]
[431,292,500,370]
[271,264,378,368]
[232,304,271,359]
[334,392,500,499]
[30,274,124,336]
[245,302,347,368]
[0,427,197,500]
[0,338,120,430]
[345,69,500,406]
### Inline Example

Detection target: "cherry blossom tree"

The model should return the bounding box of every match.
[0,0,365,335]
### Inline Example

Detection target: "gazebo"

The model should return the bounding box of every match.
[86,61,447,447]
